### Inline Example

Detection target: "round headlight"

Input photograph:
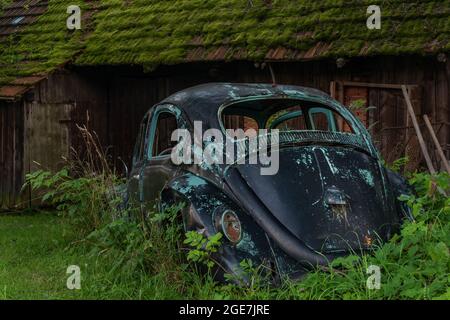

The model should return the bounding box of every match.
[215,210,241,244]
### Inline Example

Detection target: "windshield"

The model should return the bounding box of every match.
[221,98,354,134]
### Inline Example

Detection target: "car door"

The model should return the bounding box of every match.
[140,104,185,211]
[128,112,151,205]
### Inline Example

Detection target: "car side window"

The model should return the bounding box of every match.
[267,106,307,131]
[133,114,150,166]
[309,107,354,133]
[309,108,333,131]
[150,111,179,157]
[273,112,308,131]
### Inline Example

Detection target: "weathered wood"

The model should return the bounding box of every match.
[423,114,450,174]
[329,81,336,99]
[380,122,450,131]
[0,100,25,209]
[402,85,436,174]
[1,56,449,208]
[341,81,419,90]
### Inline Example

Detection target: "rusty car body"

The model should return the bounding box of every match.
[127,83,411,280]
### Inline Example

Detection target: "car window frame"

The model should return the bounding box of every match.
[146,104,185,160]
[308,107,337,131]
[269,110,305,130]
[132,112,151,168]
[218,96,363,137]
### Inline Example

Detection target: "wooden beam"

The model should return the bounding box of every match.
[341,81,419,90]
[380,121,449,131]
[338,82,344,104]
[329,81,336,99]
[268,63,276,86]
[402,85,436,174]
[423,114,450,174]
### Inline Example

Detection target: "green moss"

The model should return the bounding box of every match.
[0,0,90,84]
[0,0,449,86]
[0,0,12,13]
[76,0,450,65]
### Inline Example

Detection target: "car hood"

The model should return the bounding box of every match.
[225,145,400,253]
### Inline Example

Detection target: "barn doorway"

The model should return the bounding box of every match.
[331,81,426,171]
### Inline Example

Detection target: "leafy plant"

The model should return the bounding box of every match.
[184,231,223,269]
[24,168,123,236]
[348,98,366,111]
[387,156,410,173]
[292,172,450,300]
[23,125,125,236]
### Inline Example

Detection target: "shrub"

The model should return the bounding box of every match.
[25,168,123,236]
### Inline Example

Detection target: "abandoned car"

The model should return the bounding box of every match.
[127,83,411,279]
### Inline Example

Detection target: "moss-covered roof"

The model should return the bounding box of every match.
[1,0,449,98]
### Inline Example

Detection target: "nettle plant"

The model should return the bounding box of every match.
[24,168,123,235]
[23,126,124,235]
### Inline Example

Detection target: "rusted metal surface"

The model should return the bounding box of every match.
[0,85,29,99]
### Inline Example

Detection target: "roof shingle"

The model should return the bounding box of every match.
[0,0,449,98]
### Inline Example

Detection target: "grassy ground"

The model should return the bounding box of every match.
[0,211,79,299]
[1,204,449,300]
[0,211,212,300]
[2,171,448,300]
[0,211,152,299]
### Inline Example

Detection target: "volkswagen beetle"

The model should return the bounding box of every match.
[127,83,411,280]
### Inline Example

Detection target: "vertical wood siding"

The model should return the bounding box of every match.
[0,101,24,209]
[0,56,448,208]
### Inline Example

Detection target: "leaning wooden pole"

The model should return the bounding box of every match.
[401,85,436,174]
[423,114,450,174]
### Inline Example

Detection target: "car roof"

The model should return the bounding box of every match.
[159,83,334,126]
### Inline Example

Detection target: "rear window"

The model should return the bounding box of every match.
[221,99,354,134]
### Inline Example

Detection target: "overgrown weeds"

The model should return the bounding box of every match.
[23,126,449,299]
[24,125,123,236]
[288,171,450,300]
[25,168,448,299]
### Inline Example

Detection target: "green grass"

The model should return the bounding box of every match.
[0,210,215,299]
[0,211,160,299]
[0,211,80,299]
[2,171,448,300]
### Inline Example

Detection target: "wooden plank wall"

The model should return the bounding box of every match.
[0,100,24,209]
[40,56,450,174]
[0,55,448,208]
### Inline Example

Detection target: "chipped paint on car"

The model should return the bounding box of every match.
[128,83,411,281]
[358,168,375,187]
[236,231,260,257]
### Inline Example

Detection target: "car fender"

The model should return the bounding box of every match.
[385,169,414,221]
[160,172,275,281]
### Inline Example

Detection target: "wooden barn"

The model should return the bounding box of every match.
[0,0,449,209]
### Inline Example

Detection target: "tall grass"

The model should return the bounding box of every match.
[24,126,449,299]
[25,125,123,235]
